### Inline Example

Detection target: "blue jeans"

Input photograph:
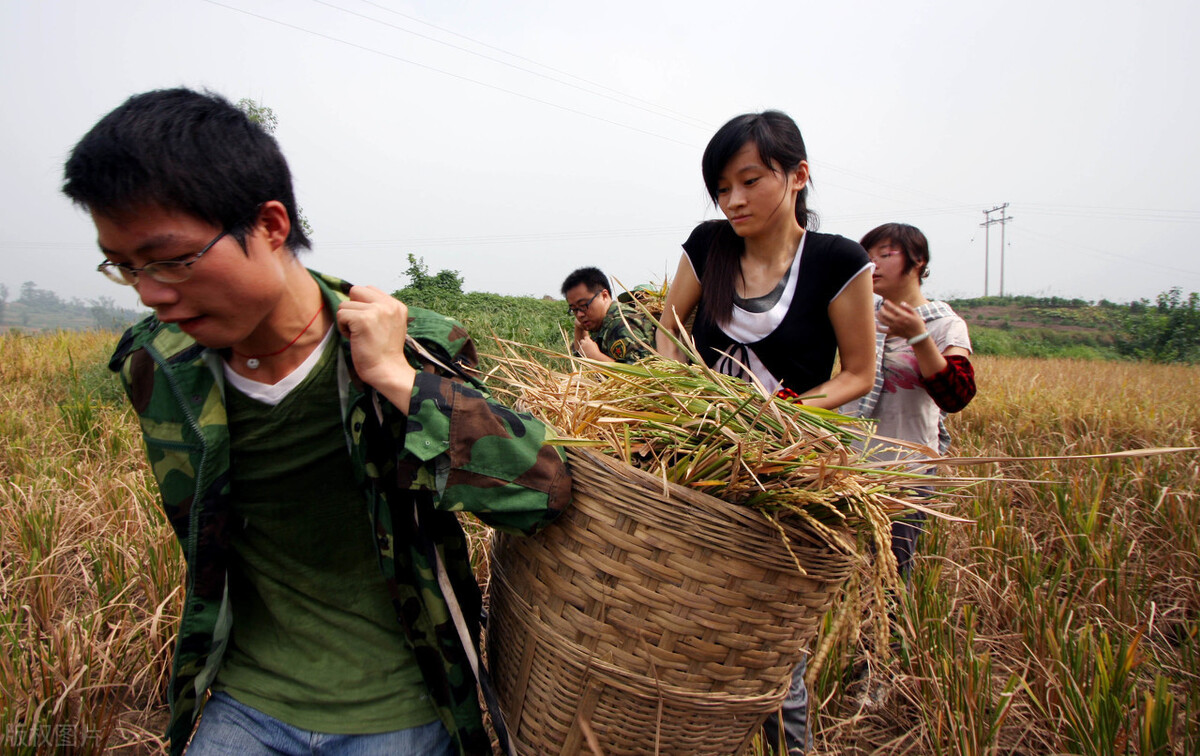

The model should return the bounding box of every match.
[891,510,927,580]
[187,692,456,756]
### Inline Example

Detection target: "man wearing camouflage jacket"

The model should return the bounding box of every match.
[561,267,655,363]
[63,88,571,756]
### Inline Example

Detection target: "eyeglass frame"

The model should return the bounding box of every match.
[97,228,229,286]
[567,290,603,317]
[866,248,903,263]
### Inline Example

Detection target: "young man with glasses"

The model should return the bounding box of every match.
[560,267,655,363]
[63,88,571,756]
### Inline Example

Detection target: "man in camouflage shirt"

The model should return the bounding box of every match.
[63,88,571,756]
[561,267,655,363]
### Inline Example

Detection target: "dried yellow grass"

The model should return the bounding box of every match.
[8,331,1198,755]
[1,330,179,754]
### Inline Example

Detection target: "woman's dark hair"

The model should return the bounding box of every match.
[698,110,816,325]
[63,88,311,252]
[860,223,930,281]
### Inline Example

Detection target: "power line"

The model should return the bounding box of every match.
[1013,225,1200,280]
[198,1,1000,215]
[1018,204,1200,224]
[309,0,715,133]
[822,205,981,224]
[980,204,1013,296]
[192,0,1200,282]
[197,0,699,148]
[351,0,714,131]
[284,3,1200,227]
[811,161,973,210]
[316,226,689,248]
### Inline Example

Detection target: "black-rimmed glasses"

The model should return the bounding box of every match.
[97,229,228,286]
[568,291,601,317]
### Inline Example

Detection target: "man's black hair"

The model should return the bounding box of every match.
[62,88,311,251]
[561,266,610,297]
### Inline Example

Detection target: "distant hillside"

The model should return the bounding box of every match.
[0,282,145,333]
[4,281,1196,363]
[401,287,1200,364]
[948,291,1199,362]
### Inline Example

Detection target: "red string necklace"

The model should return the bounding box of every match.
[233,302,326,370]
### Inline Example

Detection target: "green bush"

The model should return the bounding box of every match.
[394,289,572,364]
[384,287,1198,365]
[970,327,1115,361]
[1115,288,1200,363]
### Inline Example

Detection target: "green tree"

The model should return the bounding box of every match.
[236,98,314,239]
[403,253,430,289]
[19,281,61,308]
[88,295,135,331]
[400,253,463,295]
[236,97,278,133]
[1117,287,1200,363]
[433,269,465,293]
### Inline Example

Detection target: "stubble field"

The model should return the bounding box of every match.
[1,328,1197,754]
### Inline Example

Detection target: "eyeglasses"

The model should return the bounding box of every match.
[98,229,228,286]
[868,249,902,263]
[568,291,601,317]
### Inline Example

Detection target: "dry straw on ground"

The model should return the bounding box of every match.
[1,330,178,754]
[4,330,1198,755]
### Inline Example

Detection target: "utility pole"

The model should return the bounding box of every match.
[980,204,1014,296]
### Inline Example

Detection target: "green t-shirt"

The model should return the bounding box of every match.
[214,339,437,734]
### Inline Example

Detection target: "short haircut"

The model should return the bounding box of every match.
[561,267,610,297]
[860,223,930,281]
[62,87,311,251]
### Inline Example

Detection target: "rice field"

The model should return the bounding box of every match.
[806,357,1200,755]
[1,330,178,754]
[2,329,1197,754]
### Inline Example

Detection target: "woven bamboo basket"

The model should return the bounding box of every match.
[487,448,856,755]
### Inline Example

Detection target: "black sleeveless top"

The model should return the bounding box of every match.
[683,220,870,393]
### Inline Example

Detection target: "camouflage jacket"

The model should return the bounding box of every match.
[109,271,571,756]
[593,300,654,363]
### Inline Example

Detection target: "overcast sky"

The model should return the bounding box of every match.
[4,0,1199,312]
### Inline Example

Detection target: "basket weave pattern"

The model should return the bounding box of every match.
[487,449,855,755]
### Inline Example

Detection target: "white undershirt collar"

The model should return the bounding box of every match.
[222,324,335,406]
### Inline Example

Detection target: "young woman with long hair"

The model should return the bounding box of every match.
[656,110,877,754]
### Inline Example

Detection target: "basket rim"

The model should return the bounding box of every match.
[564,447,856,564]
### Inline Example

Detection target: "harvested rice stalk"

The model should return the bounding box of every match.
[482,338,956,668]
[486,341,951,509]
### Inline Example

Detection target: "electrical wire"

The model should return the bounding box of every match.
[1018,203,1200,224]
[197,0,700,148]
[350,0,715,130]
[1013,224,1200,279]
[188,0,1200,291]
[316,226,689,248]
[197,0,994,212]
